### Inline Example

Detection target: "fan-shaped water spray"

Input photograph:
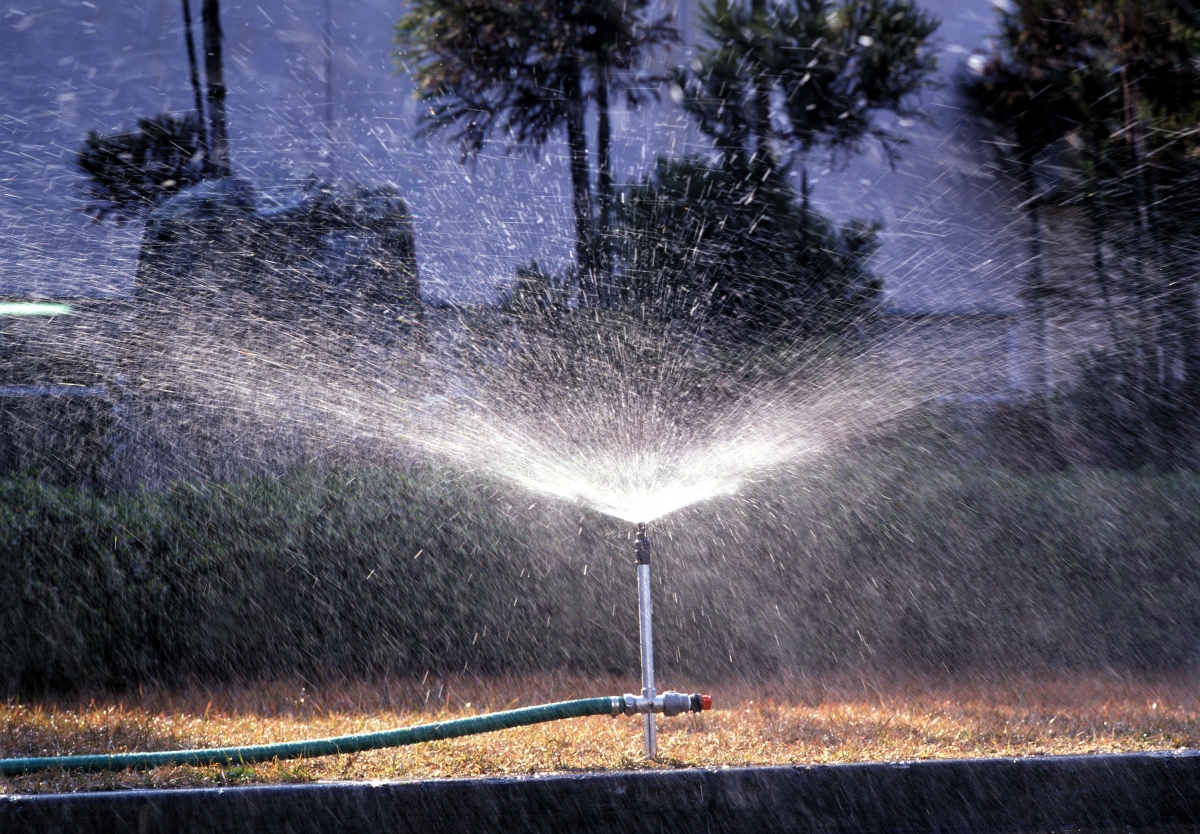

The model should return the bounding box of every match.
[396,365,922,523]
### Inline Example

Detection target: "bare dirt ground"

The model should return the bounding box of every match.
[4,671,1199,793]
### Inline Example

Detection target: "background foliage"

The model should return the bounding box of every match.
[78,113,209,224]
[4,455,1200,695]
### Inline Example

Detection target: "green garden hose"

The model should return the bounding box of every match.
[0,696,622,775]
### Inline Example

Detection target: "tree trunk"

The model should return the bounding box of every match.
[594,58,614,301]
[800,165,810,222]
[1019,154,1049,394]
[566,70,596,304]
[181,0,207,155]
[1121,68,1158,380]
[748,0,774,172]
[322,0,335,177]
[1084,165,1119,348]
[1119,66,1167,460]
[202,0,230,177]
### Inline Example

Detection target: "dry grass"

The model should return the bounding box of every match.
[4,671,1200,794]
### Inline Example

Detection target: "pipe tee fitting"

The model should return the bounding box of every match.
[621,691,711,716]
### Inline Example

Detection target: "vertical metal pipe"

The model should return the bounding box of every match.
[635,523,656,759]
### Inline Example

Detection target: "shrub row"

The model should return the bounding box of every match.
[3,458,1200,694]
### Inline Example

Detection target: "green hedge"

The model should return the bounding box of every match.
[3,460,1200,693]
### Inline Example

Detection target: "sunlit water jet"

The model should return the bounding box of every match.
[394,366,923,523]
[104,307,926,521]
[403,417,772,522]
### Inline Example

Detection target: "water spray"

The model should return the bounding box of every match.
[0,521,709,774]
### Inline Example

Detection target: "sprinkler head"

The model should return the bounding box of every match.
[634,522,650,565]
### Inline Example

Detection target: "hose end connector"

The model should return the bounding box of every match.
[692,693,713,712]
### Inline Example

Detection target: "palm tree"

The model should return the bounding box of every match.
[78,113,209,222]
[397,0,591,281]
[615,0,934,343]
[574,0,676,287]
[675,0,939,183]
[77,0,223,220]
[395,0,674,303]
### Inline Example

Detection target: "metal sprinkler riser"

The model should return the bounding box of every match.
[635,522,657,758]
[630,522,711,759]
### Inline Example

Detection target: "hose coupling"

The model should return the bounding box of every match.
[620,691,711,716]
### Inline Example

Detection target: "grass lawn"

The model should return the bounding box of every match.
[3,671,1199,794]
